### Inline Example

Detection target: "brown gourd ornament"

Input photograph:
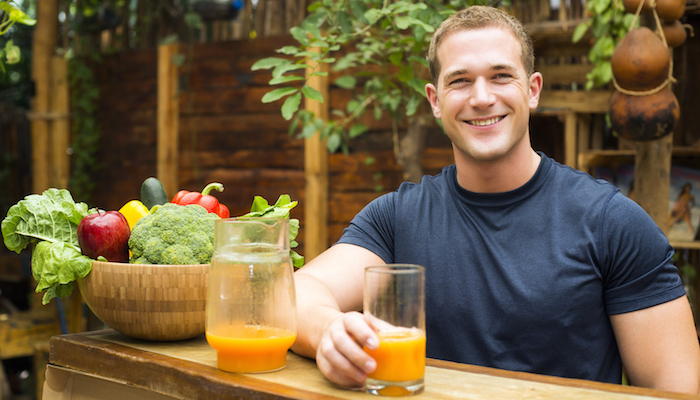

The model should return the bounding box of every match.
[656,0,686,22]
[622,0,653,13]
[661,20,688,47]
[609,86,680,141]
[610,27,670,91]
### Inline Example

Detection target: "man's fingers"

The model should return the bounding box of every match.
[332,318,377,373]
[345,312,380,351]
[314,312,380,387]
[317,333,366,387]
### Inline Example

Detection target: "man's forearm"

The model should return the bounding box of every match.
[291,273,344,358]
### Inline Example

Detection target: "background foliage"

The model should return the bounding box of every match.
[252,0,510,158]
[572,0,635,89]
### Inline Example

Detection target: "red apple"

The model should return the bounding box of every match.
[77,210,131,262]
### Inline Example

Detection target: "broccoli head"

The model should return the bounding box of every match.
[128,203,220,264]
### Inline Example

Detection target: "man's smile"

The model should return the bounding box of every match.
[465,116,505,126]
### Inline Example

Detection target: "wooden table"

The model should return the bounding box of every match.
[42,329,699,400]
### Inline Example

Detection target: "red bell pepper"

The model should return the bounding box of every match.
[171,182,230,218]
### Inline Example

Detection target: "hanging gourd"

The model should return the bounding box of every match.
[656,0,686,22]
[610,27,670,92]
[609,0,682,141]
[623,0,653,13]
[662,20,687,47]
[610,86,680,141]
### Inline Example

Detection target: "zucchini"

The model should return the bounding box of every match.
[140,177,169,209]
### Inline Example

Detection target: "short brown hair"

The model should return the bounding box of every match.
[428,6,535,84]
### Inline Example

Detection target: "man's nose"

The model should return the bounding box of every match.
[469,78,495,109]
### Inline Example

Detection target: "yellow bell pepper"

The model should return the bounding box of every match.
[119,200,150,229]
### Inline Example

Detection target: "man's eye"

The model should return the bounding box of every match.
[494,73,512,79]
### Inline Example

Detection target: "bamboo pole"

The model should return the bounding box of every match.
[49,56,70,189]
[304,52,329,261]
[30,0,59,193]
[564,111,577,169]
[157,43,180,198]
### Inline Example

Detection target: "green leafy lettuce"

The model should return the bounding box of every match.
[1,189,93,304]
[242,194,304,268]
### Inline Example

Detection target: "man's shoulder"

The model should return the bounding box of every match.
[395,164,455,194]
[367,165,456,214]
[546,156,620,196]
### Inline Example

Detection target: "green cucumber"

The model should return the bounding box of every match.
[140,177,169,209]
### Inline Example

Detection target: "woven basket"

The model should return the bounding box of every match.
[78,260,209,341]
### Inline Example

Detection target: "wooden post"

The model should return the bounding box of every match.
[49,56,70,189]
[634,135,673,232]
[30,0,59,193]
[304,52,329,261]
[157,43,180,198]
[564,111,577,169]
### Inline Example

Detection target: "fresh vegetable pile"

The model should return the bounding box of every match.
[1,177,303,304]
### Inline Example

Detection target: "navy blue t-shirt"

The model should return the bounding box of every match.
[337,153,685,384]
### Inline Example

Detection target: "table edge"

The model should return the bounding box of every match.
[49,330,700,400]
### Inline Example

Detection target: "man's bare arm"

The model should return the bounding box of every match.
[291,243,386,386]
[610,296,700,395]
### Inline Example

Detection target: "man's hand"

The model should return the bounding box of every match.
[290,243,387,386]
[316,312,379,387]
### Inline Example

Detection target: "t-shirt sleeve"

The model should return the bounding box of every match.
[335,192,397,264]
[601,192,686,315]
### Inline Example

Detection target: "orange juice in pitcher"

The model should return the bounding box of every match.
[206,218,297,373]
[206,325,296,373]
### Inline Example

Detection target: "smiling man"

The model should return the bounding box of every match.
[292,6,700,395]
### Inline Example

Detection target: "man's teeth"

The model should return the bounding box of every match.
[467,116,503,126]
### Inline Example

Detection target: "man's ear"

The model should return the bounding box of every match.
[528,72,543,110]
[425,83,441,119]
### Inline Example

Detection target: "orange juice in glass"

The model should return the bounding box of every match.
[364,265,425,396]
[206,218,297,373]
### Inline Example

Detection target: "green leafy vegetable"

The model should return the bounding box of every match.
[1,188,93,304]
[243,195,304,268]
[32,241,93,303]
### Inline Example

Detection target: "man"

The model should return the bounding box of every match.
[292,5,700,394]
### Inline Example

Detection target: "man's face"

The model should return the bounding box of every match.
[425,27,542,164]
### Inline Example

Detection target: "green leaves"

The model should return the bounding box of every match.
[251,0,481,149]
[1,188,93,304]
[0,1,36,35]
[0,0,35,72]
[301,85,324,102]
[243,195,304,268]
[251,57,289,70]
[334,75,356,89]
[262,87,299,103]
[2,188,89,253]
[573,0,634,89]
[32,241,93,305]
[282,92,302,120]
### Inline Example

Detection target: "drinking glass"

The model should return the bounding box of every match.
[206,217,297,373]
[364,264,425,396]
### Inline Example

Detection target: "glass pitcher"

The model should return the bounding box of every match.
[205,217,297,373]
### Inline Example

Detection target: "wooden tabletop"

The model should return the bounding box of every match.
[45,329,699,400]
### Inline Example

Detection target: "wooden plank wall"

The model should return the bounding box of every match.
[89,50,159,211]
[88,34,454,254]
[177,36,306,224]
